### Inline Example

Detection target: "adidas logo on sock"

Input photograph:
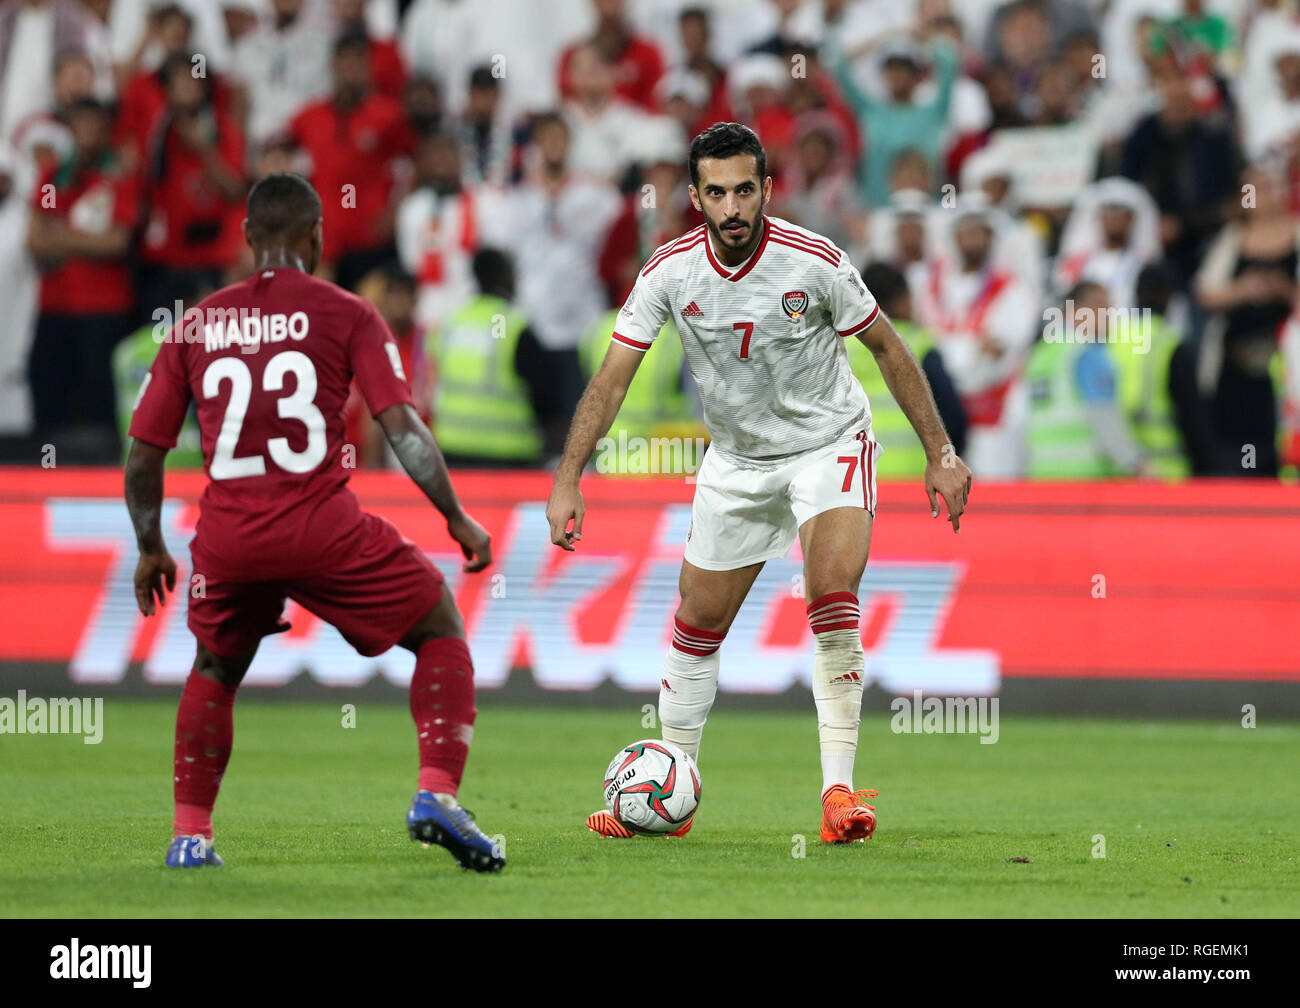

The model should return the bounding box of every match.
[661,678,676,694]
[828,671,863,685]
[681,301,704,318]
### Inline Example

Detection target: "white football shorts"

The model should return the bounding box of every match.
[683,426,882,571]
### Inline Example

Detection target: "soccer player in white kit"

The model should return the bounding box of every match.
[546,123,972,843]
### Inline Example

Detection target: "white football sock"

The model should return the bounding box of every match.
[658,618,724,762]
[808,593,864,794]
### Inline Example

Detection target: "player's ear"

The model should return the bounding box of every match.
[762,176,772,206]
[241,218,251,248]
[688,184,701,212]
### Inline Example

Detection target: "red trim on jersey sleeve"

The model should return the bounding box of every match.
[767,221,838,260]
[768,235,839,268]
[642,235,704,276]
[612,331,652,351]
[837,302,880,337]
[641,227,705,275]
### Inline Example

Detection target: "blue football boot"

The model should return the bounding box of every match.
[165,834,224,867]
[406,791,505,872]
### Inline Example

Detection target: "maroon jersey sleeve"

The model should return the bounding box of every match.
[128,329,192,450]
[348,300,415,417]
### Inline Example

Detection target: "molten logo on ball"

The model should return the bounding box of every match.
[602,739,701,834]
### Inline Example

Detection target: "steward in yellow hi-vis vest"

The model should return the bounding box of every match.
[580,308,704,448]
[1027,281,1145,479]
[846,262,966,478]
[1107,310,1188,479]
[114,324,204,467]
[427,248,557,466]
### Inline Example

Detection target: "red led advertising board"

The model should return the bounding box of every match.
[0,469,1296,699]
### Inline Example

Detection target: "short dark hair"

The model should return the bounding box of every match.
[64,95,113,120]
[246,172,322,245]
[379,264,416,297]
[1066,280,1106,305]
[861,262,909,311]
[1136,263,1173,314]
[472,247,514,294]
[468,65,499,91]
[530,110,568,138]
[333,29,369,59]
[688,122,766,189]
[160,51,212,98]
[152,3,192,27]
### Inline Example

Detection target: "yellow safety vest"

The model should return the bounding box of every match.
[427,295,542,462]
[845,319,933,478]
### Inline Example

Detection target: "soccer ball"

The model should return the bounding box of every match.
[603,739,701,835]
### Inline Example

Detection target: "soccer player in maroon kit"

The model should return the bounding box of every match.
[124,173,504,872]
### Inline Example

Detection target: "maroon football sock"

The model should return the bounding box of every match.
[172,671,238,839]
[410,637,477,797]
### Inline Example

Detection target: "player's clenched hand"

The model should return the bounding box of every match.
[134,550,177,616]
[546,482,584,551]
[448,511,492,572]
[925,454,972,534]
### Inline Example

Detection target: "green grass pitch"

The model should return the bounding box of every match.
[1,700,1296,918]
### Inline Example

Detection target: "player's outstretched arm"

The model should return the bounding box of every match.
[376,402,492,572]
[857,313,973,533]
[546,342,645,551]
[124,438,177,616]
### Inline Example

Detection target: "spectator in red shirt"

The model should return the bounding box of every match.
[113,2,196,170]
[597,118,701,305]
[289,30,415,291]
[674,6,731,128]
[404,74,443,137]
[26,96,139,458]
[345,266,431,466]
[8,47,96,177]
[138,50,248,316]
[557,0,664,112]
[333,0,407,102]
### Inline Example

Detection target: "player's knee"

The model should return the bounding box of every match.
[673,600,731,637]
[804,577,862,608]
[192,644,251,689]
[401,592,465,651]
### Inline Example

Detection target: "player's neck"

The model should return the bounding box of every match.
[709,217,765,268]
[255,248,307,272]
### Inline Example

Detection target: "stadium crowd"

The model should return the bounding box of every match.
[0,0,1297,478]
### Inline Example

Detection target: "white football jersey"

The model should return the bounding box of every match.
[612,215,880,461]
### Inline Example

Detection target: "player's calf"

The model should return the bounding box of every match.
[808,592,865,794]
[658,617,724,760]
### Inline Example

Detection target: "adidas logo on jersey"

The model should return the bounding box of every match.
[681,301,704,318]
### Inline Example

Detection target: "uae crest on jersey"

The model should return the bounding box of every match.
[781,290,808,319]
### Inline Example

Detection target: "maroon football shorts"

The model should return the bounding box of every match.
[187,512,446,658]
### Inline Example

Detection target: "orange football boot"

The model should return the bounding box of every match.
[586,811,694,838]
[820,784,878,843]
[586,810,634,837]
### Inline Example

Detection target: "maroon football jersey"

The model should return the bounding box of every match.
[130,268,414,579]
